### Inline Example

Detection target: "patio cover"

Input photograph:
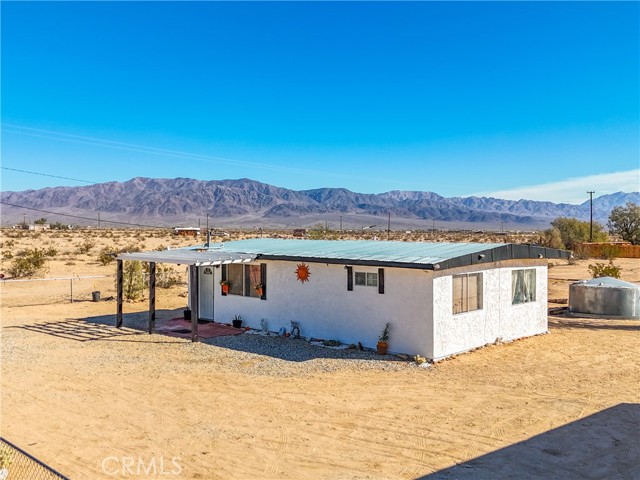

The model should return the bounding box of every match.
[117,245,257,266]
[115,244,256,341]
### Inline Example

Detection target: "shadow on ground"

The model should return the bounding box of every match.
[81,310,403,363]
[419,403,640,480]
[549,317,640,332]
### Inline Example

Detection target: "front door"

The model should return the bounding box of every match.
[198,266,214,320]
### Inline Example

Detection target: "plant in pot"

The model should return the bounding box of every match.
[232,314,243,328]
[183,306,191,320]
[219,279,232,294]
[254,282,264,297]
[377,322,390,355]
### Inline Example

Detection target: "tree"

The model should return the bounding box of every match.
[608,202,640,245]
[34,217,47,225]
[539,226,564,249]
[550,217,608,250]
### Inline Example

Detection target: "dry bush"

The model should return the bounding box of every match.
[588,261,622,279]
[7,248,51,278]
[78,239,96,254]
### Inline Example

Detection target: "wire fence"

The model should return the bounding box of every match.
[0,437,69,480]
[0,274,114,307]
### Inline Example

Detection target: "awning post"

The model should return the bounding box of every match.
[189,265,199,342]
[149,262,156,334]
[116,259,123,328]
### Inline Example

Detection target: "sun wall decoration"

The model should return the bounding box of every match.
[295,263,311,284]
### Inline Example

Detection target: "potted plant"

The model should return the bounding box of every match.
[232,314,243,328]
[254,282,264,297]
[219,279,232,294]
[183,307,191,320]
[377,322,390,355]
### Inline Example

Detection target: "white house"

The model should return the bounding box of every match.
[116,239,569,360]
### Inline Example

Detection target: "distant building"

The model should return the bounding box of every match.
[173,227,201,237]
[293,229,306,238]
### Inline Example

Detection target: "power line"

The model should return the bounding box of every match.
[1,167,97,184]
[0,201,169,229]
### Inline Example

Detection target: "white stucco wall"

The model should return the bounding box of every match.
[431,263,547,360]
[209,261,434,357]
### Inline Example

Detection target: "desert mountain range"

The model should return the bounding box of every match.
[1,177,638,229]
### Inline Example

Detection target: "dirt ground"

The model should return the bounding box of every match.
[1,229,638,479]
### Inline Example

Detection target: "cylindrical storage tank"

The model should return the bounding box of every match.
[569,277,640,319]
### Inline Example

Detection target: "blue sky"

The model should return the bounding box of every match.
[2,1,638,203]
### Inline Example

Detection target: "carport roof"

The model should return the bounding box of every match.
[117,245,256,266]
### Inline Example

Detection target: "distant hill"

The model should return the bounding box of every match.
[1,177,638,229]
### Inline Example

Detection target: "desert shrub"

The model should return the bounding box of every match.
[122,243,142,253]
[599,244,621,260]
[3,239,16,248]
[143,263,183,288]
[78,239,96,254]
[7,248,48,277]
[44,246,58,257]
[2,251,13,260]
[122,261,144,301]
[98,249,117,266]
[588,261,622,279]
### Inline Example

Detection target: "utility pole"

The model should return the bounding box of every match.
[206,213,209,233]
[339,215,343,232]
[97,213,101,228]
[587,191,595,242]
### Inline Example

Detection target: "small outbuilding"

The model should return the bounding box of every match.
[569,277,640,319]
[117,239,569,360]
[173,227,201,237]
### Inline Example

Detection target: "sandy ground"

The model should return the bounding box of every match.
[1,229,639,479]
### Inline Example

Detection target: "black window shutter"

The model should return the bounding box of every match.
[221,264,228,296]
[378,268,384,294]
[260,263,267,300]
[347,266,353,291]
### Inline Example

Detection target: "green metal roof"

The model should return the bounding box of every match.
[221,239,569,270]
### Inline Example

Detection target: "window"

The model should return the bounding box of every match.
[227,264,263,298]
[355,271,378,287]
[452,273,483,314]
[512,269,536,304]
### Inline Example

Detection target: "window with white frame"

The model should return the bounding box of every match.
[512,269,536,304]
[355,271,378,287]
[227,264,262,298]
[452,273,483,314]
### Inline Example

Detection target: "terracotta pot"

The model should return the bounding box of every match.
[256,288,263,297]
[376,341,388,355]
[221,284,229,294]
